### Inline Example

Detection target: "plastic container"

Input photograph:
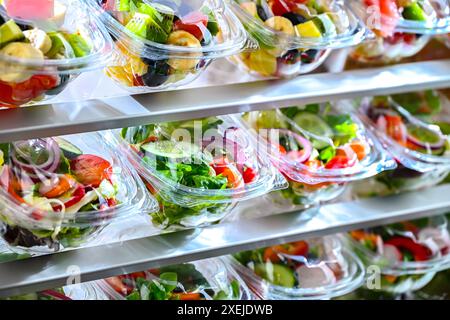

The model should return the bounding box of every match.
[0,132,157,253]
[1,289,71,300]
[348,0,450,64]
[108,115,286,229]
[238,102,396,208]
[229,0,369,78]
[229,236,365,300]
[0,0,113,108]
[347,215,450,293]
[355,91,450,195]
[88,0,250,92]
[64,258,253,300]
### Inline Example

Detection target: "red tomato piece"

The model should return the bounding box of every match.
[384,236,432,261]
[174,12,208,40]
[270,0,292,16]
[325,155,353,169]
[105,277,133,295]
[242,167,257,184]
[70,155,112,188]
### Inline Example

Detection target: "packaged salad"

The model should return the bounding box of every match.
[240,103,395,208]
[229,236,365,300]
[0,0,113,108]
[229,0,368,77]
[109,115,286,229]
[1,288,71,300]
[348,0,450,64]
[88,0,250,92]
[63,258,252,300]
[354,90,450,196]
[0,133,156,253]
[347,215,450,293]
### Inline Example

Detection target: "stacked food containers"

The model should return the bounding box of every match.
[229,0,368,77]
[346,215,450,295]
[353,90,450,196]
[0,133,157,253]
[348,0,450,64]
[64,258,253,300]
[239,102,396,208]
[0,0,113,108]
[229,236,365,299]
[109,115,286,229]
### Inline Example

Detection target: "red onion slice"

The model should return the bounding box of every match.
[271,129,312,164]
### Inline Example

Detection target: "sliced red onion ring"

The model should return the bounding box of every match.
[11,138,61,180]
[40,289,72,300]
[406,128,446,151]
[272,129,312,164]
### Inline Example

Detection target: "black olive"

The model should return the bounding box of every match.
[141,58,170,87]
[256,5,268,21]
[282,12,307,25]
[301,49,320,63]
[279,49,301,64]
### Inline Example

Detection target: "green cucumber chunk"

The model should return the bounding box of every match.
[253,263,296,288]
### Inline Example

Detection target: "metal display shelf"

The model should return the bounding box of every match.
[1,183,450,298]
[0,59,450,143]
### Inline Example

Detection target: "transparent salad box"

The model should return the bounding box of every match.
[88,0,251,92]
[228,236,366,300]
[0,0,114,108]
[347,215,450,294]
[348,0,450,64]
[229,0,369,78]
[354,90,450,196]
[108,115,286,230]
[0,132,157,253]
[63,258,253,300]
[238,102,396,209]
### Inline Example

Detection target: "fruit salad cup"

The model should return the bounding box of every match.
[0,0,113,108]
[240,102,395,208]
[64,258,252,300]
[90,0,250,92]
[347,215,450,293]
[354,91,450,196]
[349,0,450,64]
[110,115,286,230]
[229,236,365,300]
[0,133,156,253]
[230,0,368,77]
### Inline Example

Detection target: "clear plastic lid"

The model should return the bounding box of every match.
[89,0,251,60]
[0,132,157,252]
[0,0,113,76]
[69,258,252,300]
[230,0,370,50]
[229,236,365,300]
[109,115,287,208]
[348,215,450,276]
[358,91,450,173]
[239,102,396,185]
[350,0,450,37]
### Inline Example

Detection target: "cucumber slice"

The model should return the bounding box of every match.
[293,112,333,149]
[54,137,82,159]
[63,33,91,58]
[141,141,200,159]
[312,14,337,37]
[0,20,25,48]
[402,3,427,22]
[253,263,296,288]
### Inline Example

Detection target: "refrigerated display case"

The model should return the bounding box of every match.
[0,0,450,301]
